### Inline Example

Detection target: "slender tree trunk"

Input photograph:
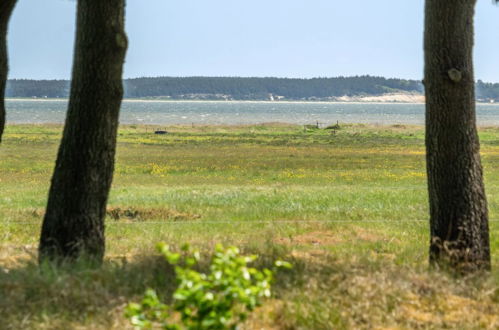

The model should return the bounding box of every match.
[0,0,17,143]
[424,0,490,272]
[39,0,128,263]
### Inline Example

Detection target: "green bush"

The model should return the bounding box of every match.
[126,243,291,329]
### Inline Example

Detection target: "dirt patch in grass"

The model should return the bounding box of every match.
[21,207,201,222]
[351,226,389,242]
[274,230,342,265]
[107,207,201,221]
[0,244,36,268]
[24,208,45,219]
[276,227,393,247]
[276,230,344,246]
[399,291,498,327]
[244,299,283,330]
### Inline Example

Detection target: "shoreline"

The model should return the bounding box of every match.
[6,97,499,105]
[5,95,499,106]
[5,122,499,129]
[6,97,428,105]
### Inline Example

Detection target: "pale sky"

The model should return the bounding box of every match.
[7,0,499,82]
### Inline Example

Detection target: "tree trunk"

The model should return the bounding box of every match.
[424,0,490,272]
[39,0,128,263]
[0,0,17,143]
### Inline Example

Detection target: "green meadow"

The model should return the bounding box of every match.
[1,123,498,329]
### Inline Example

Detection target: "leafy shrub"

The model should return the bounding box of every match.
[126,243,291,329]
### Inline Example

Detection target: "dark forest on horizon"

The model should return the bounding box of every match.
[6,76,499,101]
[6,75,424,101]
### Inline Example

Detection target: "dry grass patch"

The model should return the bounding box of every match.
[277,260,499,329]
[0,244,36,268]
[276,230,345,246]
[18,207,202,222]
[106,207,201,221]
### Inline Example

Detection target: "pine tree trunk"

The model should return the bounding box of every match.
[424,0,490,271]
[39,0,128,263]
[0,0,17,143]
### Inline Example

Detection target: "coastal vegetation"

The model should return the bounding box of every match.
[7,75,424,100]
[7,76,499,102]
[1,123,498,328]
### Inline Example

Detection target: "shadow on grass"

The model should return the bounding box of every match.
[0,244,304,329]
[1,243,498,330]
[0,255,175,329]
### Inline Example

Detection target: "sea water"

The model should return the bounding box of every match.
[6,99,499,126]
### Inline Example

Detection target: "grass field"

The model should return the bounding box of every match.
[1,123,498,329]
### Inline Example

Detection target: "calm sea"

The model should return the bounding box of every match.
[6,99,499,126]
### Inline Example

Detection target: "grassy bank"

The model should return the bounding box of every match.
[1,123,498,329]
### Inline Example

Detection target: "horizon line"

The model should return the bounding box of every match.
[8,74,421,81]
[7,75,499,84]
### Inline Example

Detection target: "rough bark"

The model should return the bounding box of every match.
[0,0,17,143]
[424,0,490,272]
[39,0,128,263]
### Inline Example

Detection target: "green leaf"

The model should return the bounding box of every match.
[275,260,293,269]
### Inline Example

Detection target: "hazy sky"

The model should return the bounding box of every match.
[7,0,499,81]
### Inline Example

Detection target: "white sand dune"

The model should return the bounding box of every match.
[334,92,425,103]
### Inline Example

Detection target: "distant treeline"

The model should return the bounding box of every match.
[7,79,71,99]
[6,76,424,100]
[123,76,424,100]
[476,80,499,101]
[5,76,499,101]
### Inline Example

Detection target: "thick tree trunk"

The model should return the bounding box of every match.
[424,0,490,272]
[0,0,17,143]
[39,0,128,263]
